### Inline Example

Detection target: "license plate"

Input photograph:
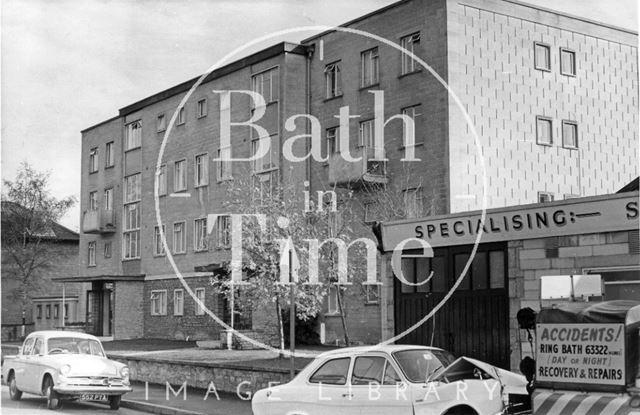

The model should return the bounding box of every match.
[80,394,107,402]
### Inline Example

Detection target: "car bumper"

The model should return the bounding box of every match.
[54,384,132,395]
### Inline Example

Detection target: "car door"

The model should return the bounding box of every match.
[304,356,357,415]
[24,336,45,394]
[13,337,34,392]
[349,355,414,415]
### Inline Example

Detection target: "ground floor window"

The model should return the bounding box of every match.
[151,290,167,315]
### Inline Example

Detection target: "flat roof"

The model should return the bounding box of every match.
[52,275,145,283]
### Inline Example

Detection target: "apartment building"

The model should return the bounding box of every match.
[75,0,637,356]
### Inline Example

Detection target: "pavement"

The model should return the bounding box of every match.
[120,381,253,415]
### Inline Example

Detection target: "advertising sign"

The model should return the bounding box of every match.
[536,323,626,386]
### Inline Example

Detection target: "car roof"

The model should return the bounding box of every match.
[315,344,445,359]
[25,330,100,341]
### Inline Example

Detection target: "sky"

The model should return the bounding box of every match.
[1,0,638,231]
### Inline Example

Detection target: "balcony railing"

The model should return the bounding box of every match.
[82,209,115,234]
[327,146,388,187]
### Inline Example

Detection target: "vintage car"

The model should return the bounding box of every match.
[252,345,531,415]
[2,330,132,410]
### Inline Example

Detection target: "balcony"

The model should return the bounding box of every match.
[327,147,388,187]
[82,209,116,234]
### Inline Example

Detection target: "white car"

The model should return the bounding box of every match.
[252,345,530,415]
[2,330,132,410]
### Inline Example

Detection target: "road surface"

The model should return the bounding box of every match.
[0,386,148,415]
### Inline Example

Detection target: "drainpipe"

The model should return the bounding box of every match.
[305,44,315,186]
[61,284,66,330]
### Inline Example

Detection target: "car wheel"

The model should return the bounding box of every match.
[444,406,478,415]
[8,373,22,401]
[43,376,61,410]
[109,395,121,410]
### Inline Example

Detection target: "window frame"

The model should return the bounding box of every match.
[173,221,187,254]
[125,120,142,151]
[157,113,166,132]
[88,241,96,267]
[194,153,209,187]
[194,218,208,252]
[195,287,206,316]
[324,61,342,99]
[326,127,339,159]
[559,48,576,77]
[365,284,381,305]
[400,32,421,75]
[153,225,166,256]
[89,147,99,173]
[534,42,551,72]
[251,134,278,173]
[215,215,231,248]
[358,119,375,148]
[561,120,578,149]
[150,290,167,316]
[173,289,184,316]
[361,47,380,88]
[103,188,113,211]
[197,98,208,118]
[251,67,279,105]
[176,107,185,126]
[174,159,187,192]
[327,285,340,315]
[158,164,167,196]
[123,173,141,260]
[105,141,115,168]
[104,241,112,258]
[403,187,424,219]
[217,146,232,182]
[308,357,351,385]
[401,104,422,147]
[536,116,553,146]
[89,191,99,211]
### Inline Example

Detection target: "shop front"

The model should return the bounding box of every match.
[379,190,639,371]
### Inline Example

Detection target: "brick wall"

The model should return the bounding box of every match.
[114,280,144,339]
[507,230,639,371]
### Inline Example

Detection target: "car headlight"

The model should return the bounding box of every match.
[60,364,71,376]
[120,366,130,383]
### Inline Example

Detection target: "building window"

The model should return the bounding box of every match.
[195,288,206,316]
[215,215,231,248]
[105,141,115,168]
[361,47,379,87]
[123,173,141,260]
[104,241,112,258]
[251,135,278,173]
[253,171,278,205]
[194,218,208,252]
[88,241,96,266]
[89,191,99,211]
[364,201,376,224]
[177,107,185,125]
[173,222,186,254]
[174,289,184,316]
[400,32,420,74]
[46,305,51,319]
[325,62,342,99]
[89,148,98,173]
[194,153,209,187]
[401,105,422,147]
[150,290,167,316]
[53,304,59,319]
[153,225,165,256]
[327,286,339,314]
[562,120,578,149]
[125,120,142,151]
[538,192,554,203]
[158,164,167,196]
[252,68,279,104]
[197,99,207,118]
[103,188,113,211]
[326,127,338,158]
[36,305,42,319]
[365,285,380,304]
[536,116,553,145]
[534,42,551,71]
[403,188,424,219]
[560,48,576,76]
[217,147,232,181]
[157,114,166,132]
[359,119,374,148]
[174,160,187,192]
[64,304,69,319]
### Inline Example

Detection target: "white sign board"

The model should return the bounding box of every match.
[536,323,626,386]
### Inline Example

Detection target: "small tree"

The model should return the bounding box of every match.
[1,162,76,321]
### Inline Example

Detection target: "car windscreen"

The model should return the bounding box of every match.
[392,349,456,383]
[47,337,104,356]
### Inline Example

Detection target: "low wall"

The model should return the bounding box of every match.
[109,354,294,394]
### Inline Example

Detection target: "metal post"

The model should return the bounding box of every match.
[289,250,295,380]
